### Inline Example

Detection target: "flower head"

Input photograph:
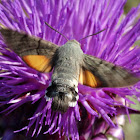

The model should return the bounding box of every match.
[0,0,140,140]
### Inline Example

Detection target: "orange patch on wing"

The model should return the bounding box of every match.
[22,55,52,72]
[79,69,101,88]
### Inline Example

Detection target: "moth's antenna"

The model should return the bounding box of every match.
[45,22,69,41]
[79,29,106,41]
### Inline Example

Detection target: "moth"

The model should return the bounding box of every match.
[0,27,139,113]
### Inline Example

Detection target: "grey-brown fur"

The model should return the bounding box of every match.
[52,40,83,87]
[0,28,139,113]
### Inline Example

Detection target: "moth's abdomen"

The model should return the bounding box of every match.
[46,83,78,113]
[52,57,80,88]
[49,55,80,112]
[46,58,80,112]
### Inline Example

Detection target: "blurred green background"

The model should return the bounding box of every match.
[124,98,140,140]
[124,0,140,140]
[124,0,140,13]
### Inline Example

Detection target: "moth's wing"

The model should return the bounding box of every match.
[79,54,139,88]
[22,55,52,72]
[79,68,101,88]
[0,28,59,72]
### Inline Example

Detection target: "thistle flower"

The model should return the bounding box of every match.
[0,0,140,140]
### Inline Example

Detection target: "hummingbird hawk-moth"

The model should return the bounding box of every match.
[0,28,139,113]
